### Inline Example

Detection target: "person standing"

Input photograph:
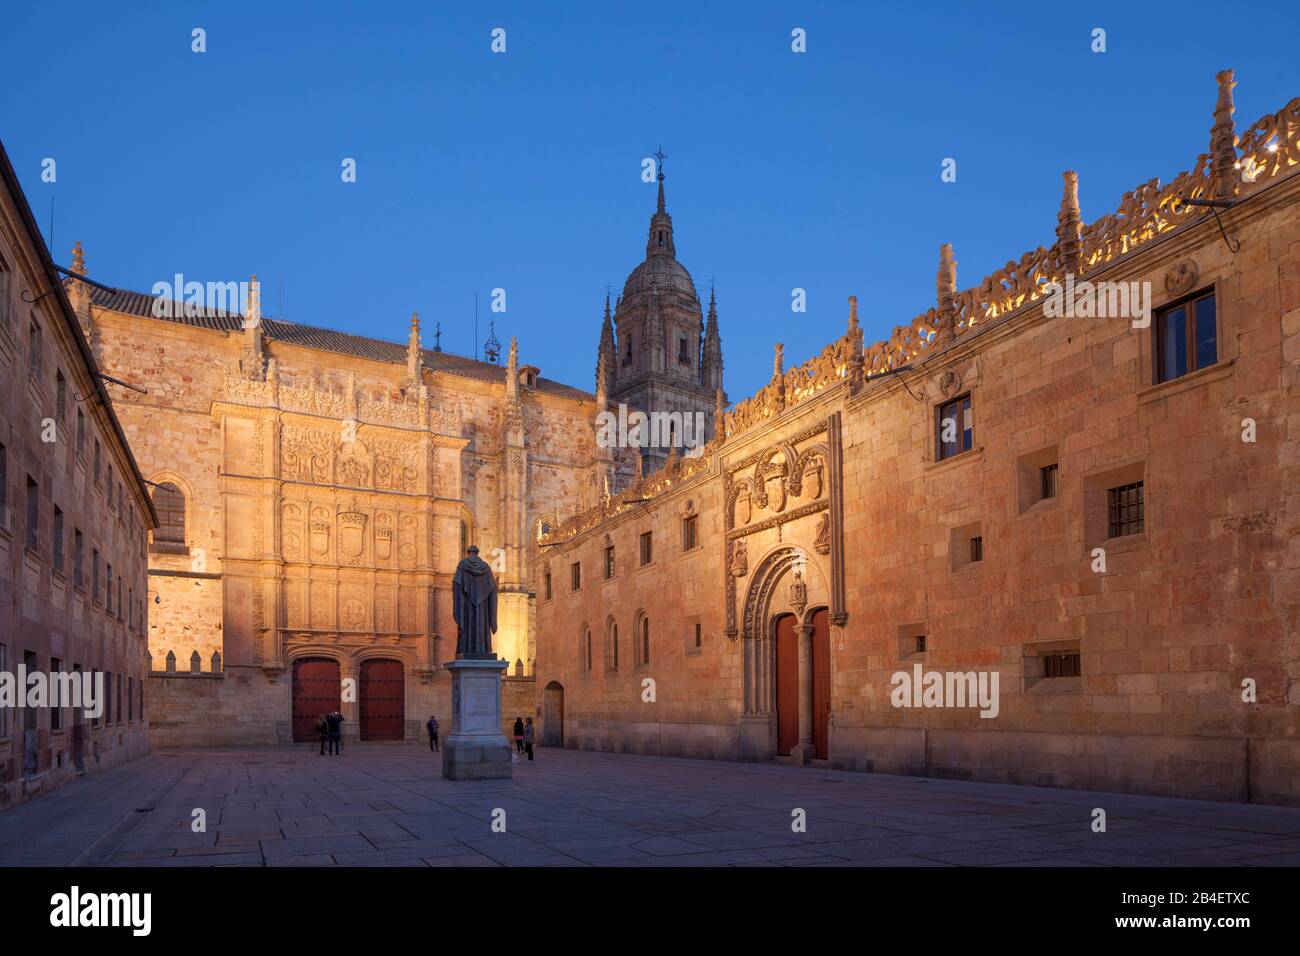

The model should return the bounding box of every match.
[512,716,524,753]
[427,714,440,752]
[317,715,328,756]
[523,716,535,762]
[326,709,344,755]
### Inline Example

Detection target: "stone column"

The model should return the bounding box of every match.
[795,622,815,764]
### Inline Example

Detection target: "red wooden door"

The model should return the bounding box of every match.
[811,608,831,760]
[775,614,798,756]
[359,659,405,741]
[292,658,340,743]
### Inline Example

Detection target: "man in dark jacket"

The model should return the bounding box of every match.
[325,710,344,755]
[427,715,440,752]
[317,715,328,756]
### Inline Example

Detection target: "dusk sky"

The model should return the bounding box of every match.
[2,0,1295,400]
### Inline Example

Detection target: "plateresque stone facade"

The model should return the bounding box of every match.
[535,73,1300,806]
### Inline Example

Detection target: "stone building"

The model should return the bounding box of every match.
[0,142,155,807]
[535,73,1300,806]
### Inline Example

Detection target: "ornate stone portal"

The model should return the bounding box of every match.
[443,547,512,780]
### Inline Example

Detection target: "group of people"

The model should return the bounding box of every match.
[314,711,535,761]
[315,711,345,755]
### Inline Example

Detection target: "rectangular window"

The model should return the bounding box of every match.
[128,587,134,629]
[116,673,122,725]
[52,506,64,572]
[28,319,41,375]
[25,475,39,552]
[694,622,701,649]
[76,409,85,457]
[1107,481,1144,538]
[604,544,615,579]
[106,563,113,614]
[1156,291,1217,383]
[56,370,67,421]
[107,467,115,510]
[93,440,101,483]
[543,570,552,601]
[969,536,983,563]
[916,634,927,653]
[936,394,974,461]
[117,576,123,621]
[1043,651,1081,679]
[51,658,63,730]
[678,337,690,366]
[74,529,84,588]
[639,531,653,566]
[1040,463,1058,500]
[570,561,581,592]
[682,514,698,551]
[92,549,101,602]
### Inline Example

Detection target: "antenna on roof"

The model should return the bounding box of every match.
[434,322,442,352]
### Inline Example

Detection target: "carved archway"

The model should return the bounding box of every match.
[740,546,807,716]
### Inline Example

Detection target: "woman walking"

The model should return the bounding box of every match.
[512,716,525,753]
[523,717,535,762]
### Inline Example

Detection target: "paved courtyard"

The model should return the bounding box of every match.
[2,746,1300,867]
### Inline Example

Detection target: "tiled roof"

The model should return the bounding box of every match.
[88,286,593,401]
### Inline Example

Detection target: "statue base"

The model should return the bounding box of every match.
[442,657,512,780]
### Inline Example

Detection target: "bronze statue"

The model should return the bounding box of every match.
[452,546,498,657]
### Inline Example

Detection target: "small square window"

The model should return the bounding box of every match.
[639,531,653,566]
[969,536,983,563]
[1107,481,1144,538]
[570,561,582,591]
[1040,463,1058,500]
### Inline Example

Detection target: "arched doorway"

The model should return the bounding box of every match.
[543,681,564,747]
[292,658,341,743]
[359,659,405,741]
[774,614,798,756]
[811,608,831,760]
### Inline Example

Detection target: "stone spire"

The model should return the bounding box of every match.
[1056,171,1082,275]
[714,387,726,442]
[68,241,91,334]
[504,336,523,439]
[1210,69,1238,200]
[701,284,724,394]
[595,349,610,409]
[405,312,422,389]
[935,243,957,348]
[597,292,616,394]
[241,275,265,380]
[646,151,676,259]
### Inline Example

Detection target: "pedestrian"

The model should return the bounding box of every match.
[427,714,440,752]
[326,709,344,755]
[512,716,524,753]
[316,714,328,756]
[523,716,535,762]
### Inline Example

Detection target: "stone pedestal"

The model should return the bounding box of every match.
[442,657,512,780]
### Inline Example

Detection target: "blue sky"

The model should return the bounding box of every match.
[1,0,1295,401]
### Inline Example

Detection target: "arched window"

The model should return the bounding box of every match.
[150,482,186,554]
[581,627,592,673]
[458,507,476,557]
[606,619,619,672]
[641,615,650,666]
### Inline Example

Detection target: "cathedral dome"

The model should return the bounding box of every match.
[621,255,700,308]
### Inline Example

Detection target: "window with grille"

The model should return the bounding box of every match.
[1107,481,1144,537]
[1042,651,1081,678]
[604,544,615,579]
[1040,463,1058,499]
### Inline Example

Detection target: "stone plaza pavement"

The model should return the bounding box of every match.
[2,745,1300,867]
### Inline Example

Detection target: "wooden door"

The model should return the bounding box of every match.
[811,608,831,760]
[775,614,798,756]
[292,658,340,743]
[359,659,405,741]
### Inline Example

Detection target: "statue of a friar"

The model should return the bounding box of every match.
[452,546,498,658]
